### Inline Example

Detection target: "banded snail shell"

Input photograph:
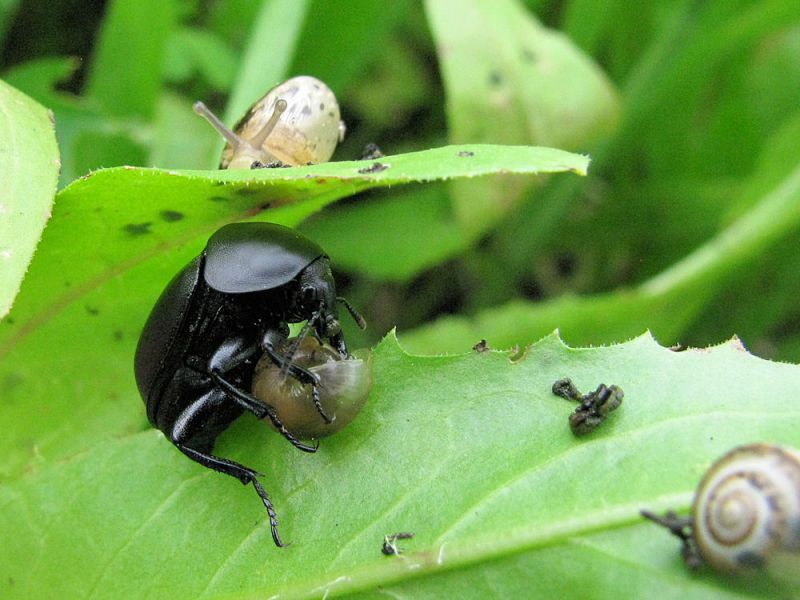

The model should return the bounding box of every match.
[692,443,800,572]
[252,336,372,439]
[194,75,344,169]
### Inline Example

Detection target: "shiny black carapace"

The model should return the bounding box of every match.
[134,222,363,546]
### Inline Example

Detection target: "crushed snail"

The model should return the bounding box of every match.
[551,378,623,436]
[251,336,373,440]
[194,75,345,169]
[642,443,800,575]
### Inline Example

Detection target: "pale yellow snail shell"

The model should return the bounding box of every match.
[194,75,344,169]
[251,337,372,439]
[692,443,800,573]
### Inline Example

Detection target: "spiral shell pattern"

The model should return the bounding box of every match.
[692,443,800,572]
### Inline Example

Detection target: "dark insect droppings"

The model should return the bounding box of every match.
[473,339,489,352]
[358,162,389,174]
[382,532,414,556]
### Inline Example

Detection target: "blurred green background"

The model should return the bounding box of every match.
[2,0,800,361]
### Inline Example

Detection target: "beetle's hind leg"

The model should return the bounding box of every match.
[175,442,286,547]
[168,389,288,547]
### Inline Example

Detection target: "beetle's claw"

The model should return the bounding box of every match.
[293,437,319,453]
[311,383,333,423]
[250,477,289,548]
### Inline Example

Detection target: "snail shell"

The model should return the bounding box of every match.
[194,75,344,169]
[252,337,372,439]
[692,443,800,572]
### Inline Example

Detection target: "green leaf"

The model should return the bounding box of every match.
[1,57,144,186]
[0,0,18,44]
[425,0,619,234]
[85,0,176,119]
[223,0,309,128]
[0,144,587,477]
[401,132,800,354]
[301,184,465,281]
[1,56,77,105]
[427,0,618,151]
[0,79,59,318]
[1,333,798,598]
[318,0,617,284]
[289,0,413,94]
[163,27,238,91]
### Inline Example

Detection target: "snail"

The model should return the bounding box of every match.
[252,336,372,439]
[642,443,800,574]
[194,75,345,169]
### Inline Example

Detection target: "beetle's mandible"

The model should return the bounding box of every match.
[134,222,364,546]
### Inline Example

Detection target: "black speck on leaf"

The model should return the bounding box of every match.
[122,222,152,235]
[160,210,184,222]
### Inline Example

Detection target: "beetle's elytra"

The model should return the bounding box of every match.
[134,222,364,546]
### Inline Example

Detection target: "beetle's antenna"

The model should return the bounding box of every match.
[249,98,288,149]
[193,101,243,148]
[337,296,366,329]
[279,308,320,379]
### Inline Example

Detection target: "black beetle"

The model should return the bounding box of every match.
[134,222,364,546]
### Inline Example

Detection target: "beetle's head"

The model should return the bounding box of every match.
[295,257,340,334]
[293,258,366,358]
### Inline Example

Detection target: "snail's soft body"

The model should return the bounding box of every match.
[194,75,344,169]
[691,443,800,573]
[252,337,372,439]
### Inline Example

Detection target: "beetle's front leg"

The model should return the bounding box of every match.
[261,328,332,424]
[208,334,259,373]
